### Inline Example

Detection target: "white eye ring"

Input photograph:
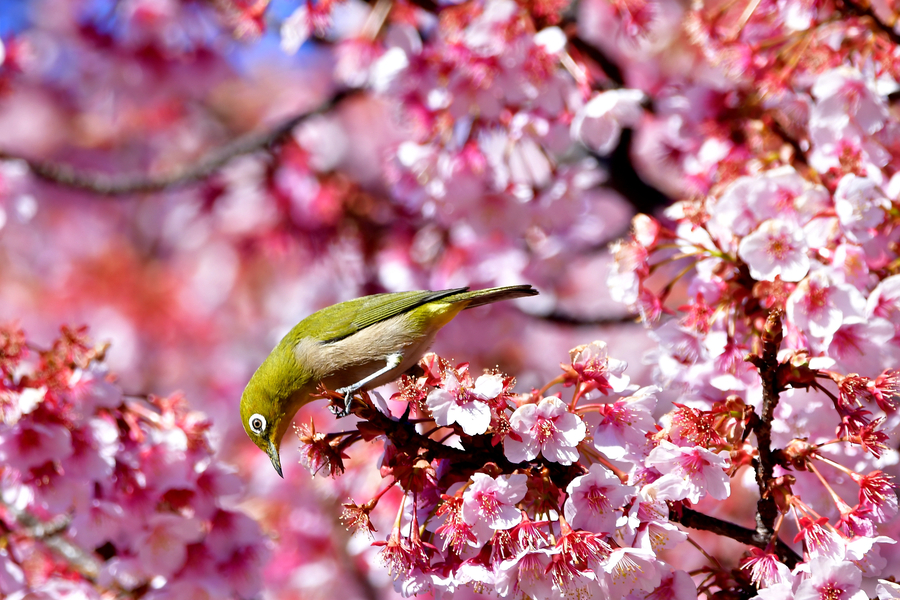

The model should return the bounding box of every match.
[248,413,267,435]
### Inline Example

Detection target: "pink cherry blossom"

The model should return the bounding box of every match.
[645,440,731,503]
[135,514,206,578]
[0,422,73,471]
[504,397,586,465]
[877,580,900,600]
[461,473,527,530]
[584,385,657,461]
[794,558,867,600]
[854,471,898,523]
[833,174,888,243]
[786,270,867,340]
[602,546,660,600]
[565,340,632,394]
[564,464,635,534]
[572,89,646,155]
[634,520,688,553]
[426,370,494,436]
[797,517,845,561]
[645,569,697,600]
[811,67,890,136]
[741,548,792,588]
[494,548,558,600]
[738,219,810,282]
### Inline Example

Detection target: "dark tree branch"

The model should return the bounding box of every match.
[562,23,625,86]
[671,505,801,568]
[745,310,784,543]
[599,129,675,216]
[0,89,356,196]
[537,311,640,327]
[838,0,900,46]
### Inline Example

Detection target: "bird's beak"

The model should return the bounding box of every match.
[266,440,283,478]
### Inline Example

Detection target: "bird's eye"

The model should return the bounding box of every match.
[249,413,266,435]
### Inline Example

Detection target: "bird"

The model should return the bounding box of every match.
[240,285,539,477]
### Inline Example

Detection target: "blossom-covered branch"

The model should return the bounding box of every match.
[0,324,269,598]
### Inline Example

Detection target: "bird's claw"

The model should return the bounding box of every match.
[331,386,355,418]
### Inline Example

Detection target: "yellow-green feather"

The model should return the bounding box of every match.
[240,284,538,457]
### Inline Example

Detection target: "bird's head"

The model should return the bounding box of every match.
[240,378,287,478]
[240,347,313,478]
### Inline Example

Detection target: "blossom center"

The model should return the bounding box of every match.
[475,490,501,519]
[766,233,792,260]
[679,450,708,474]
[819,582,844,600]
[806,283,829,311]
[535,417,559,444]
[585,486,612,514]
[610,553,644,585]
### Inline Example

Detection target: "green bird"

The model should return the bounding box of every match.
[240,285,539,477]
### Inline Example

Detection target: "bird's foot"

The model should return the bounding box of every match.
[331,386,356,418]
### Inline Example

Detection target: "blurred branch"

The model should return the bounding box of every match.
[671,505,801,568]
[597,129,674,215]
[537,311,639,326]
[838,0,900,45]
[564,26,625,87]
[0,89,356,197]
[1,501,101,580]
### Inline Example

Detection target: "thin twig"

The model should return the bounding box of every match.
[0,89,356,196]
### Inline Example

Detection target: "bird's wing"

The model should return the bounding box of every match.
[346,288,468,334]
[296,288,469,344]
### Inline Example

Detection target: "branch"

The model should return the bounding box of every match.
[353,399,585,488]
[561,23,625,86]
[1,502,101,580]
[537,311,640,327]
[0,89,356,196]
[838,0,900,46]
[745,310,784,543]
[671,505,801,568]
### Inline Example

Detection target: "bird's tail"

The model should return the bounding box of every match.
[454,285,539,309]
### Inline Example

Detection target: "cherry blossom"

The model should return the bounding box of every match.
[461,473,527,530]
[584,385,657,461]
[563,340,632,394]
[645,440,731,503]
[738,219,810,283]
[426,369,494,436]
[504,396,587,465]
[833,174,888,243]
[786,270,867,341]
[794,558,867,600]
[564,464,635,533]
[572,89,647,155]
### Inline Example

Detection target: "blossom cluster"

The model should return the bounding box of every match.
[595,6,900,597]
[605,67,900,523]
[0,324,268,599]
[295,330,891,599]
